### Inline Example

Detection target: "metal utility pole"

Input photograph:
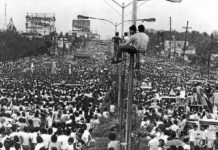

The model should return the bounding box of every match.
[125,1,137,150]
[115,22,118,33]
[3,3,7,30]
[117,3,125,136]
[132,0,137,25]
[111,0,133,34]
[125,53,134,150]
[174,37,177,59]
[169,17,172,59]
[110,0,133,143]
[182,21,192,61]
[121,3,125,36]
[208,34,213,78]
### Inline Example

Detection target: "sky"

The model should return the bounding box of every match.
[0,0,218,39]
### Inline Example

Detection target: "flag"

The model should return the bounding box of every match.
[166,0,182,2]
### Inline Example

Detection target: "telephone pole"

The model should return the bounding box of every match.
[125,1,137,150]
[111,0,133,143]
[208,34,213,78]
[182,21,192,61]
[121,3,125,36]
[3,3,7,30]
[169,17,172,59]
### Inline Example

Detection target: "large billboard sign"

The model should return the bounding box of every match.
[72,19,90,32]
[26,13,55,36]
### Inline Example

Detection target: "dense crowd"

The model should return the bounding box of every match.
[0,41,118,150]
[133,57,218,150]
[0,38,218,150]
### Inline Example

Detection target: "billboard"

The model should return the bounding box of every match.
[26,13,55,36]
[72,19,90,32]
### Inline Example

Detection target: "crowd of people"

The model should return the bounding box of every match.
[0,26,218,150]
[0,41,119,150]
[134,57,218,150]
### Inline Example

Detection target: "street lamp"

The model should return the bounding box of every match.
[77,15,115,26]
[77,15,156,33]
[166,0,182,2]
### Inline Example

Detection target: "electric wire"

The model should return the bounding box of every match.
[103,0,122,16]
[124,0,150,18]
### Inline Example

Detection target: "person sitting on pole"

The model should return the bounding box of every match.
[112,24,149,69]
[123,32,129,43]
[111,32,122,62]
[111,25,137,64]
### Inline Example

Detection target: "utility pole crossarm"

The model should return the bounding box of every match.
[182,21,192,60]
[182,27,192,29]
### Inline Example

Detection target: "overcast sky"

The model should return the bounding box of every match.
[0,0,218,39]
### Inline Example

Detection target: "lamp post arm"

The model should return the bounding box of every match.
[88,17,115,26]
[116,18,156,28]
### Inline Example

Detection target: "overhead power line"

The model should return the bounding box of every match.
[103,0,122,16]
[124,0,149,18]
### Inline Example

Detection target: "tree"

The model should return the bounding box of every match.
[0,31,51,61]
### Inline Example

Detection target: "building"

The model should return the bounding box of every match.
[88,32,100,40]
[164,40,196,56]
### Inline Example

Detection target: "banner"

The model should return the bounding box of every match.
[26,13,55,36]
[72,19,90,32]
[26,16,55,22]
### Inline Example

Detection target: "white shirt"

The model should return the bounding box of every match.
[35,143,45,150]
[19,131,31,145]
[9,132,19,139]
[107,141,120,150]
[148,138,159,150]
[46,116,53,128]
[70,132,76,140]
[180,90,186,99]
[103,111,109,119]
[31,132,38,144]
[169,124,179,132]
[110,105,115,113]
[183,144,190,150]
[189,129,197,142]
[58,135,69,150]
[66,144,74,150]
[141,120,149,128]
[81,130,91,144]
[41,134,51,148]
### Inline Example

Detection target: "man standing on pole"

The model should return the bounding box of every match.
[111,32,122,62]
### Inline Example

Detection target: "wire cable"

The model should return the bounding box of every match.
[124,0,150,18]
[103,0,122,16]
